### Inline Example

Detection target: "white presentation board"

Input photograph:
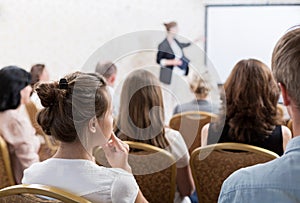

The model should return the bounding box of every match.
[205,4,300,84]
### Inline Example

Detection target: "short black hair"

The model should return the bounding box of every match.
[0,66,31,111]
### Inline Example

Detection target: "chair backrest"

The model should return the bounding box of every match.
[0,135,15,189]
[169,111,218,154]
[0,184,91,203]
[25,101,58,161]
[93,141,177,203]
[190,143,279,203]
[287,119,293,137]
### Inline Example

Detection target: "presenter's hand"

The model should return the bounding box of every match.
[102,132,132,173]
[173,59,182,66]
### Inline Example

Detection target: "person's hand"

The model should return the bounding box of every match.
[173,59,182,66]
[193,35,205,43]
[102,132,132,173]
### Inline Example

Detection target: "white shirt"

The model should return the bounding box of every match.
[164,128,191,203]
[164,128,189,168]
[22,158,139,203]
[30,92,43,110]
[160,39,186,76]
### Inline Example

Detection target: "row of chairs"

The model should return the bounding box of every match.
[93,141,279,203]
[0,109,287,202]
[0,141,279,202]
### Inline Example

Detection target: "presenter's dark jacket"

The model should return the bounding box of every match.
[156,38,191,75]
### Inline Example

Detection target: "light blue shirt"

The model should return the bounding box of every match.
[218,136,300,203]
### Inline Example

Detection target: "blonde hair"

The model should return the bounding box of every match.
[190,74,209,97]
[116,69,169,148]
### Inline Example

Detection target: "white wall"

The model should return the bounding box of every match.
[0,0,204,80]
[1,0,298,121]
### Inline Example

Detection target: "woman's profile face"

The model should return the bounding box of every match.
[97,106,114,142]
[169,26,178,35]
[20,85,32,104]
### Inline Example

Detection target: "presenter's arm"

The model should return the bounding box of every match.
[156,50,182,67]
[180,42,191,48]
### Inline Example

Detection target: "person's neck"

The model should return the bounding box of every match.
[53,141,95,162]
[167,34,174,43]
[292,115,300,138]
[195,95,207,100]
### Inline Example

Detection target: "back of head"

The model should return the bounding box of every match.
[272,26,300,107]
[95,61,117,80]
[163,21,177,32]
[0,66,31,112]
[224,58,281,142]
[30,64,45,86]
[36,72,109,143]
[190,74,210,97]
[117,69,168,148]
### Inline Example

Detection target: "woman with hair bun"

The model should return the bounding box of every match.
[0,66,41,183]
[22,72,147,203]
[157,21,192,83]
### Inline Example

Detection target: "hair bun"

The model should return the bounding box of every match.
[36,82,61,108]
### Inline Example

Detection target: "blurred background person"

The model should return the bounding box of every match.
[95,61,118,117]
[30,64,50,109]
[201,59,291,156]
[157,21,191,84]
[0,66,41,183]
[173,73,217,115]
[116,69,194,203]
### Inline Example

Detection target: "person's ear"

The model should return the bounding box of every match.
[88,117,97,133]
[279,83,290,106]
[109,74,116,85]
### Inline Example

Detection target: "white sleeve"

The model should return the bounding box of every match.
[111,173,139,203]
[165,129,190,168]
[160,59,167,67]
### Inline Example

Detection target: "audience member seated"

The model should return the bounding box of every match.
[22,72,147,203]
[30,64,50,109]
[173,73,217,115]
[116,69,195,203]
[0,66,41,183]
[95,61,118,116]
[218,25,300,203]
[201,59,291,156]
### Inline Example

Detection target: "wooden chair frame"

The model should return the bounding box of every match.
[0,135,15,187]
[169,111,218,153]
[94,141,177,203]
[0,184,91,203]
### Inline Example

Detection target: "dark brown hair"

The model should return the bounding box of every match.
[116,69,169,148]
[0,66,31,111]
[36,72,109,142]
[30,64,45,86]
[164,21,177,32]
[222,59,282,143]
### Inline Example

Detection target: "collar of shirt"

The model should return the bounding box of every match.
[284,135,300,155]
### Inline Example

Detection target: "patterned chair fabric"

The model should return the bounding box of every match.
[0,184,91,203]
[94,141,177,203]
[25,101,58,161]
[169,111,218,154]
[0,135,15,189]
[190,143,279,203]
